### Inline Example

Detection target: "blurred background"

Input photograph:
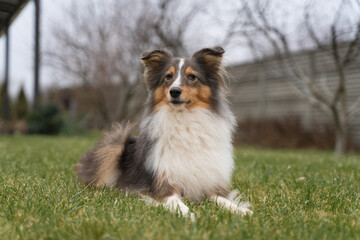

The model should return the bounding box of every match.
[0,0,359,155]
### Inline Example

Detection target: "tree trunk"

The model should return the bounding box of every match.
[334,124,347,156]
[332,106,347,156]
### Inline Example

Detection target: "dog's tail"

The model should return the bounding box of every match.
[76,123,135,187]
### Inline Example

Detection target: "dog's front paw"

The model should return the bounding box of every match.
[232,205,253,216]
[225,201,253,216]
[163,194,195,220]
[177,205,195,221]
[173,206,195,221]
[233,201,253,216]
[226,190,253,216]
[188,212,195,221]
[212,195,253,216]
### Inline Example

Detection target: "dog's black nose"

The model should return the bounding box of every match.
[170,87,182,98]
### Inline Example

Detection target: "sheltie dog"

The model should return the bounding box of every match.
[76,46,253,218]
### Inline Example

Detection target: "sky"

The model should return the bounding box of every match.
[0,0,356,101]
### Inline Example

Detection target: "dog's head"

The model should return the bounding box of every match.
[141,46,227,111]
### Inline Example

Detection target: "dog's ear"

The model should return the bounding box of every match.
[140,49,173,70]
[140,49,172,90]
[192,46,225,71]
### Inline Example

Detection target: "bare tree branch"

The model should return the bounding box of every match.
[45,0,202,127]
[342,23,360,66]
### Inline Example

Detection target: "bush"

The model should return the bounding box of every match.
[27,104,64,135]
[235,116,359,151]
[14,86,28,120]
[60,116,86,135]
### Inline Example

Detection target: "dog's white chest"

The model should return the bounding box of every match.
[142,106,235,200]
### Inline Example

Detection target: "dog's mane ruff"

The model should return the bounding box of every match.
[141,100,236,200]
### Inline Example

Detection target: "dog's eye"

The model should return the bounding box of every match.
[165,74,173,80]
[188,74,196,81]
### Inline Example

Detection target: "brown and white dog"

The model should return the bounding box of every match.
[76,46,253,218]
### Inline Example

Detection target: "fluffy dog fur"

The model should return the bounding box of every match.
[76,46,252,218]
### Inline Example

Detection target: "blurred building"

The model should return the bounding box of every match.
[228,43,360,144]
[47,83,135,129]
[47,86,97,128]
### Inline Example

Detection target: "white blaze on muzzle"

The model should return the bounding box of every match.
[170,58,185,88]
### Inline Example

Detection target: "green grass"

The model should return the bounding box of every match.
[0,135,359,240]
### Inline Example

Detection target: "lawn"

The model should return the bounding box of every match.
[0,135,359,240]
